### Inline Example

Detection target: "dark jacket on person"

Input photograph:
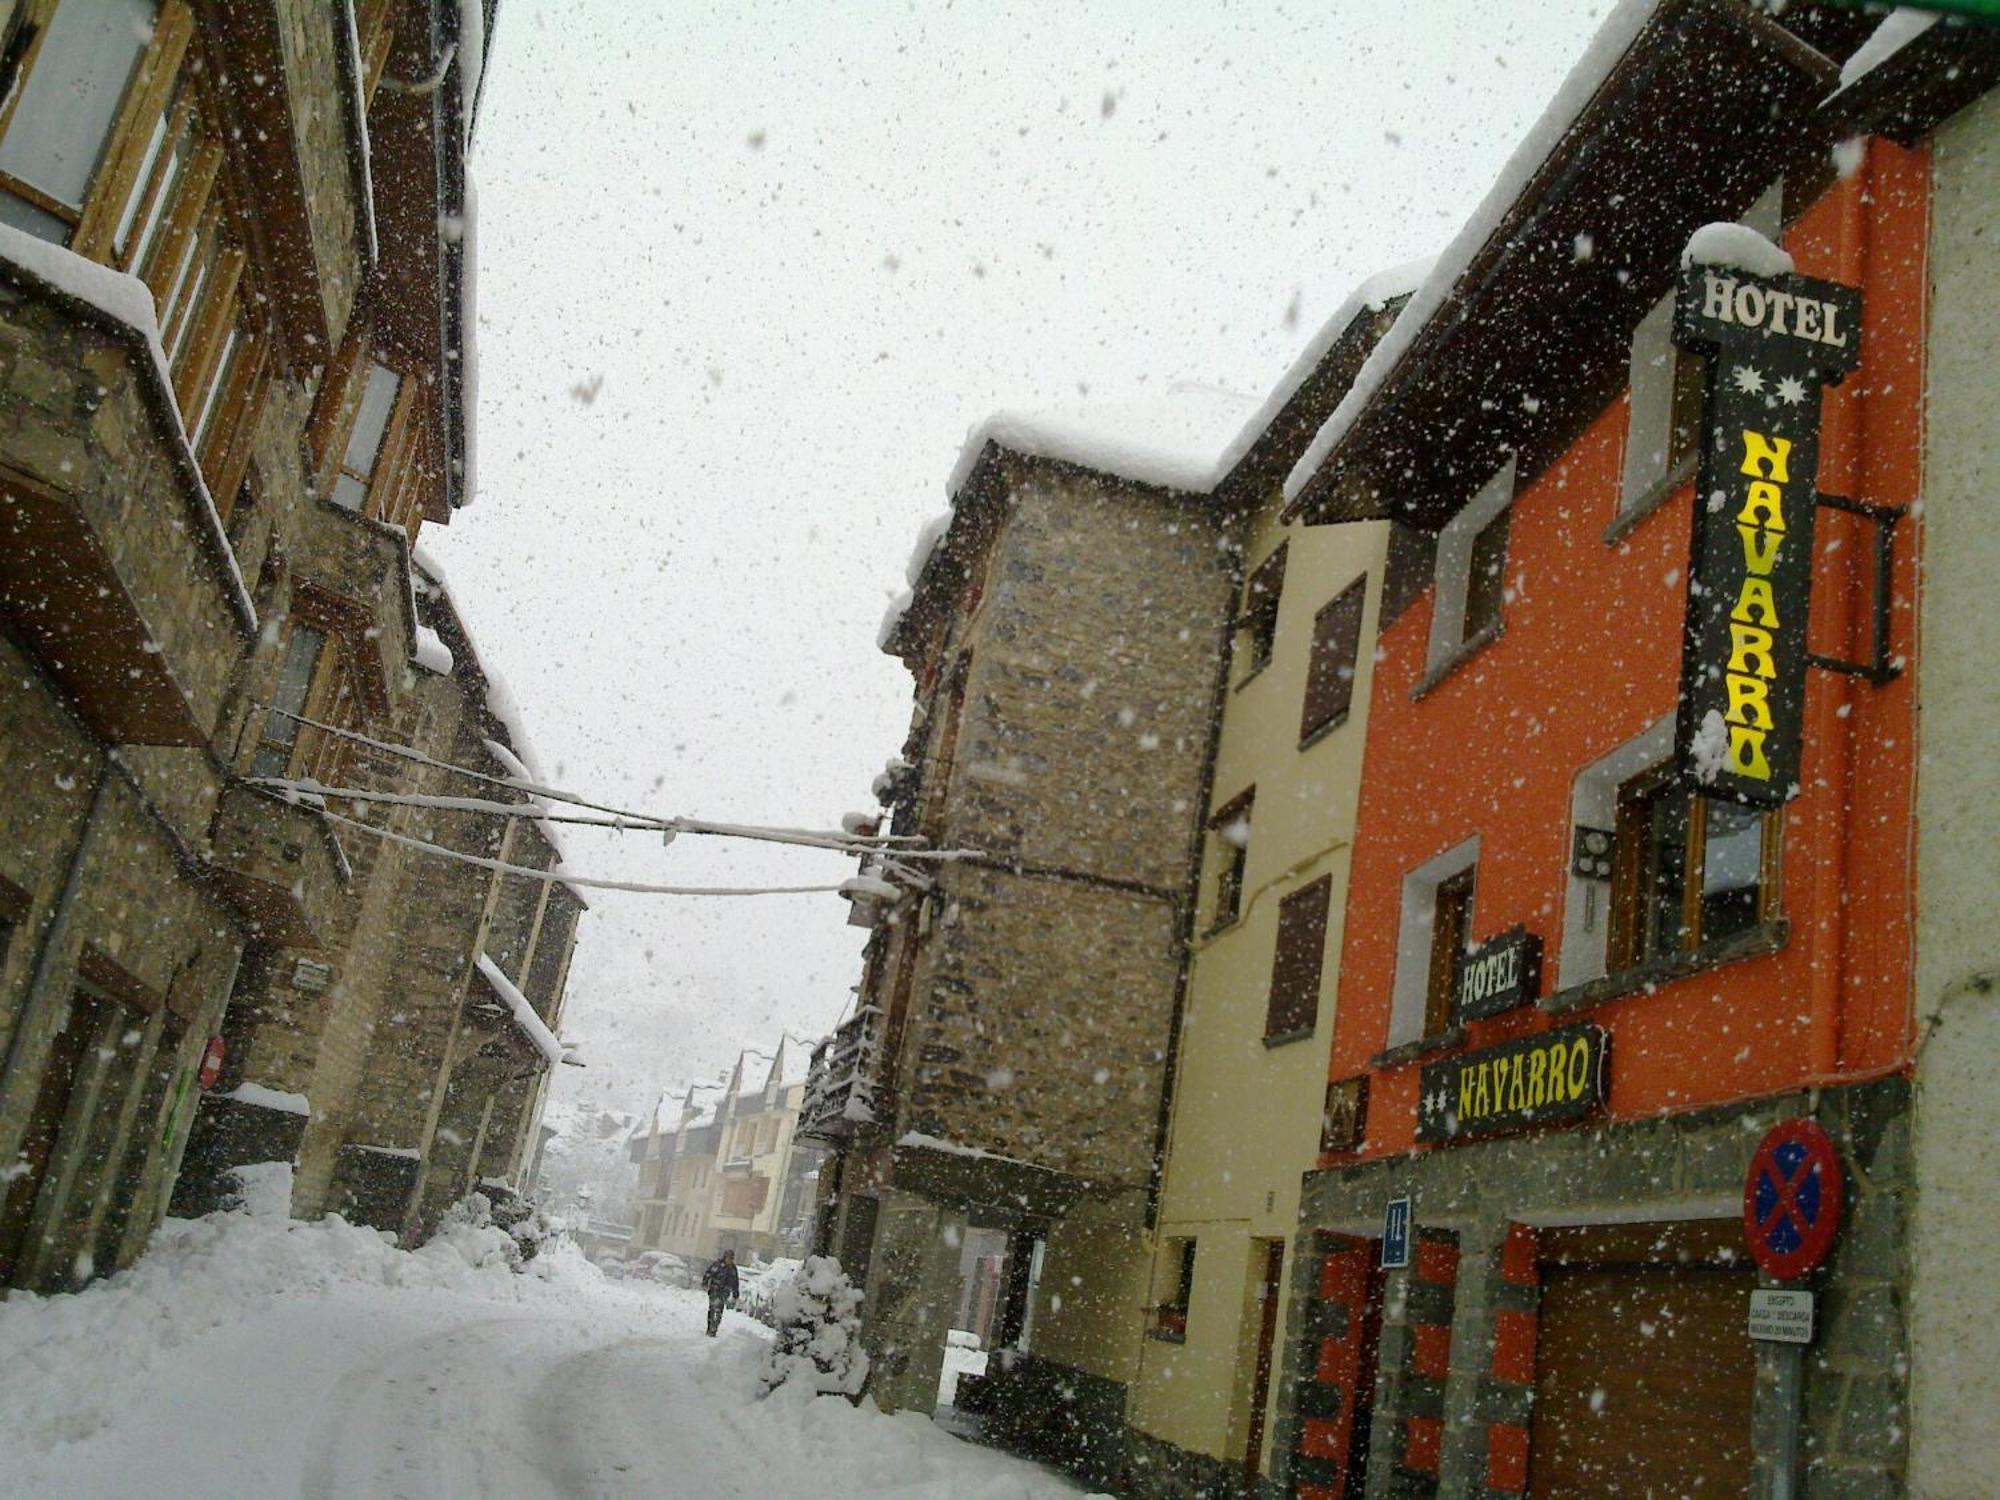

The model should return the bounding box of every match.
[703,1257,739,1301]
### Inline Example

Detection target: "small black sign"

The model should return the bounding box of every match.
[1455,927,1542,1024]
[1416,1023,1609,1144]
[1321,1076,1369,1156]
[1671,261,1862,808]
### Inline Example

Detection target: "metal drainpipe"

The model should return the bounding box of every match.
[1805,156,1871,1080]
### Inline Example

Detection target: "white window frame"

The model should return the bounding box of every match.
[1557,714,1674,990]
[1617,179,1786,522]
[1425,458,1516,676]
[1386,833,1480,1049]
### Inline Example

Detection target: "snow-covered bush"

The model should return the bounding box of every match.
[437,1188,571,1272]
[758,1255,870,1398]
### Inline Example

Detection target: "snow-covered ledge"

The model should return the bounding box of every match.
[473,951,576,1069]
[0,222,257,630]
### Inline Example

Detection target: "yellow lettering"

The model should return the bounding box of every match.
[1740,430,1792,483]
[1730,726,1772,779]
[1567,1038,1591,1100]
[1726,674,1775,730]
[1738,480,1787,532]
[1506,1055,1525,1112]
[1738,524,1783,575]
[1728,624,1776,679]
[1473,1063,1492,1119]
[1527,1047,1548,1109]
[1732,576,1780,627]
[1459,1070,1477,1123]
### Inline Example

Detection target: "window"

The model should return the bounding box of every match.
[249,624,326,778]
[333,362,404,512]
[1207,788,1253,931]
[1386,835,1479,1049]
[1153,1238,1196,1341]
[1618,179,1784,522]
[1236,543,1287,681]
[1424,868,1475,1038]
[1300,576,1367,744]
[1265,875,1331,1042]
[1425,459,1515,675]
[1607,765,1777,971]
[0,0,155,243]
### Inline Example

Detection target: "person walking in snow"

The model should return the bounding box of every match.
[702,1250,739,1336]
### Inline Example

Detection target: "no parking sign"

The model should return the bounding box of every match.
[1743,1119,1844,1280]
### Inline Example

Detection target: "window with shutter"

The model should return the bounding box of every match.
[1236,544,1287,682]
[1300,577,1367,745]
[1265,875,1332,1042]
[1426,460,1515,675]
[1207,788,1253,931]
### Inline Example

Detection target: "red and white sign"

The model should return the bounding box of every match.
[197,1036,226,1091]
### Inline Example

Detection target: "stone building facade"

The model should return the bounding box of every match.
[0,0,578,1290]
[804,429,1240,1439]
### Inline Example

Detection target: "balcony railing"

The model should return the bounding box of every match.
[797,1005,884,1143]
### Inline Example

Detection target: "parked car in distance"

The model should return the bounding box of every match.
[607,1250,695,1288]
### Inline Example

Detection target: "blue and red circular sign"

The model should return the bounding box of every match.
[1743,1118,1843,1279]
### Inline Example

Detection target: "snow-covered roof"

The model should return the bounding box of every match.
[473,951,568,1069]
[947,382,1259,500]
[1283,0,1660,504]
[1837,7,1941,90]
[413,625,454,675]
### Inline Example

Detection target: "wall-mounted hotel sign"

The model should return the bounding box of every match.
[1454,927,1543,1024]
[1416,1023,1608,1145]
[1672,259,1862,808]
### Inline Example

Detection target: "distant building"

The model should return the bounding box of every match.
[0,0,580,1291]
[630,1038,818,1263]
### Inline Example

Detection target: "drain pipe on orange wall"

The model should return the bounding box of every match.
[1804,153,1872,1081]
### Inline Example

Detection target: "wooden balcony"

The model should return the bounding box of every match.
[797,1006,884,1143]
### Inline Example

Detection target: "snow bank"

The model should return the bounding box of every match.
[1284,0,1658,503]
[1682,222,1794,279]
[0,1163,592,1463]
[1837,7,1941,89]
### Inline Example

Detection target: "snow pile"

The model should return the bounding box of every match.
[760,1255,871,1397]
[412,624,454,674]
[0,1163,591,1462]
[949,381,1257,499]
[1682,222,1794,278]
[1837,7,1941,89]
[216,1081,310,1117]
[1689,708,1731,785]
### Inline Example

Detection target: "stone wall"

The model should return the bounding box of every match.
[1274,1080,1911,1500]
[274,0,363,350]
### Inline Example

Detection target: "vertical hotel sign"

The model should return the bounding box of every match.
[1672,258,1860,807]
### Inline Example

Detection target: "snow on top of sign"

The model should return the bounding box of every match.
[220,1082,310,1117]
[947,381,1258,500]
[1837,7,1942,89]
[1681,222,1795,279]
[474,951,568,1069]
[1283,0,1659,504]
[0,223,256,629]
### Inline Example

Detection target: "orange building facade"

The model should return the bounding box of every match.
[1266,7,1982,1499]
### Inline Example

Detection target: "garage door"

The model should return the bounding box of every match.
[1529,1222,1755,1499]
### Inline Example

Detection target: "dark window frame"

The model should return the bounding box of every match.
[1606,764,1782,973]
[1300,575,1368,746]
[1266,875,1333,1043]
[1207,787,1254,932]
[1235,544,1288,684]
[1424,867,1475,1039]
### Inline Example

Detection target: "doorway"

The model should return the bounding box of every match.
[0,986,113,1285]
[1239,1237,1286,1478]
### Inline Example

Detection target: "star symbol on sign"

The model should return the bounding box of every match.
[1731,364,1766,396]
[1423,1088,1447,1117]
[1775,375,1809,406]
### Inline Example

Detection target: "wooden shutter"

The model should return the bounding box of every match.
[1266,876,1332,1040]
[1425,869,1474,1036]
[1300,577,1367,743]
[1619,292,1678,512]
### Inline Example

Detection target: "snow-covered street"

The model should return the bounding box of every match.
[0,1178,1086,1499]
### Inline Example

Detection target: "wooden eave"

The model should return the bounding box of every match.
[1286,0,1840,534]
[193,0,375,366]
[1822,18,2000,149]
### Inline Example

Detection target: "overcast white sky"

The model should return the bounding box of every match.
[422,0,1613,1127]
